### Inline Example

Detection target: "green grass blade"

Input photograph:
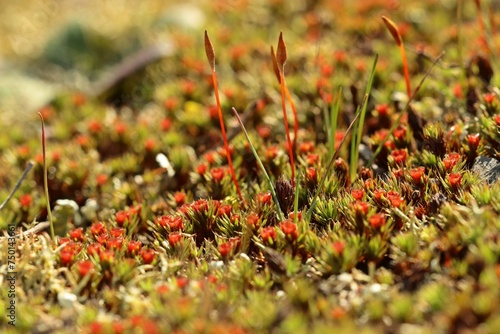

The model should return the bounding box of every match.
[232,107,284,221]
[330,87,343,159]
[293,173,300,224]
[306,109,361,221]
[323,99,332,158]
[349,105,361,180]
[366,52,444,168]
[350,55,378,182]
[0,161,34,211]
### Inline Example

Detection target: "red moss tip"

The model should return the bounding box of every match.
[448,172,462,188]
[443,153,461,171]
[246,213,260,229]
[280,220,299,240]
[127,240,142,255]
[257,192,272,206]
[140,248,156,264]
[260,226,277,245]
[351,200,370,216]
[467,133,480,149]
[218,242,234,258]
[169,232,182,247]
[211,167,226,183]
[332,240,345,255]
[409,166,426,184]
[77,260,94,277]
[157,215,184,231]
[369,213,386,230]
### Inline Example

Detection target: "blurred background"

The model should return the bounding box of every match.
[0,0,196,117]
[0,0,497,130]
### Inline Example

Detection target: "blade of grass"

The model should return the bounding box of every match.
[329,87,343,159]
[350,55,378,182]
[38,112,55,241]
[349,103,361,181]
[323,97,331,156]
[366,52,444,168]
[232,107,284,222]
[293,173,300,224]
[306,105,363,221]
[204,31,245,204]
[0,161,34,211]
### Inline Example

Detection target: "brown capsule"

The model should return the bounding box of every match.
[204,30,216,71]
[276,32,287,73]
[382,16,402,47]
[275,175,294,215]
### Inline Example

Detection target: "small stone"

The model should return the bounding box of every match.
[358,143,373,162]
[57,291,77,308]
[338,273,353,283]
[156,153,175,177]
[134,175,144,185]
[81,198,98,222]
[472,156,500,184]
[210,261,225,270]
[369,283,383,294]
[55,199,79,212]
[239,253,251,261]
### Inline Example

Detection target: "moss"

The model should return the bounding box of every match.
[1,1,500,332]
